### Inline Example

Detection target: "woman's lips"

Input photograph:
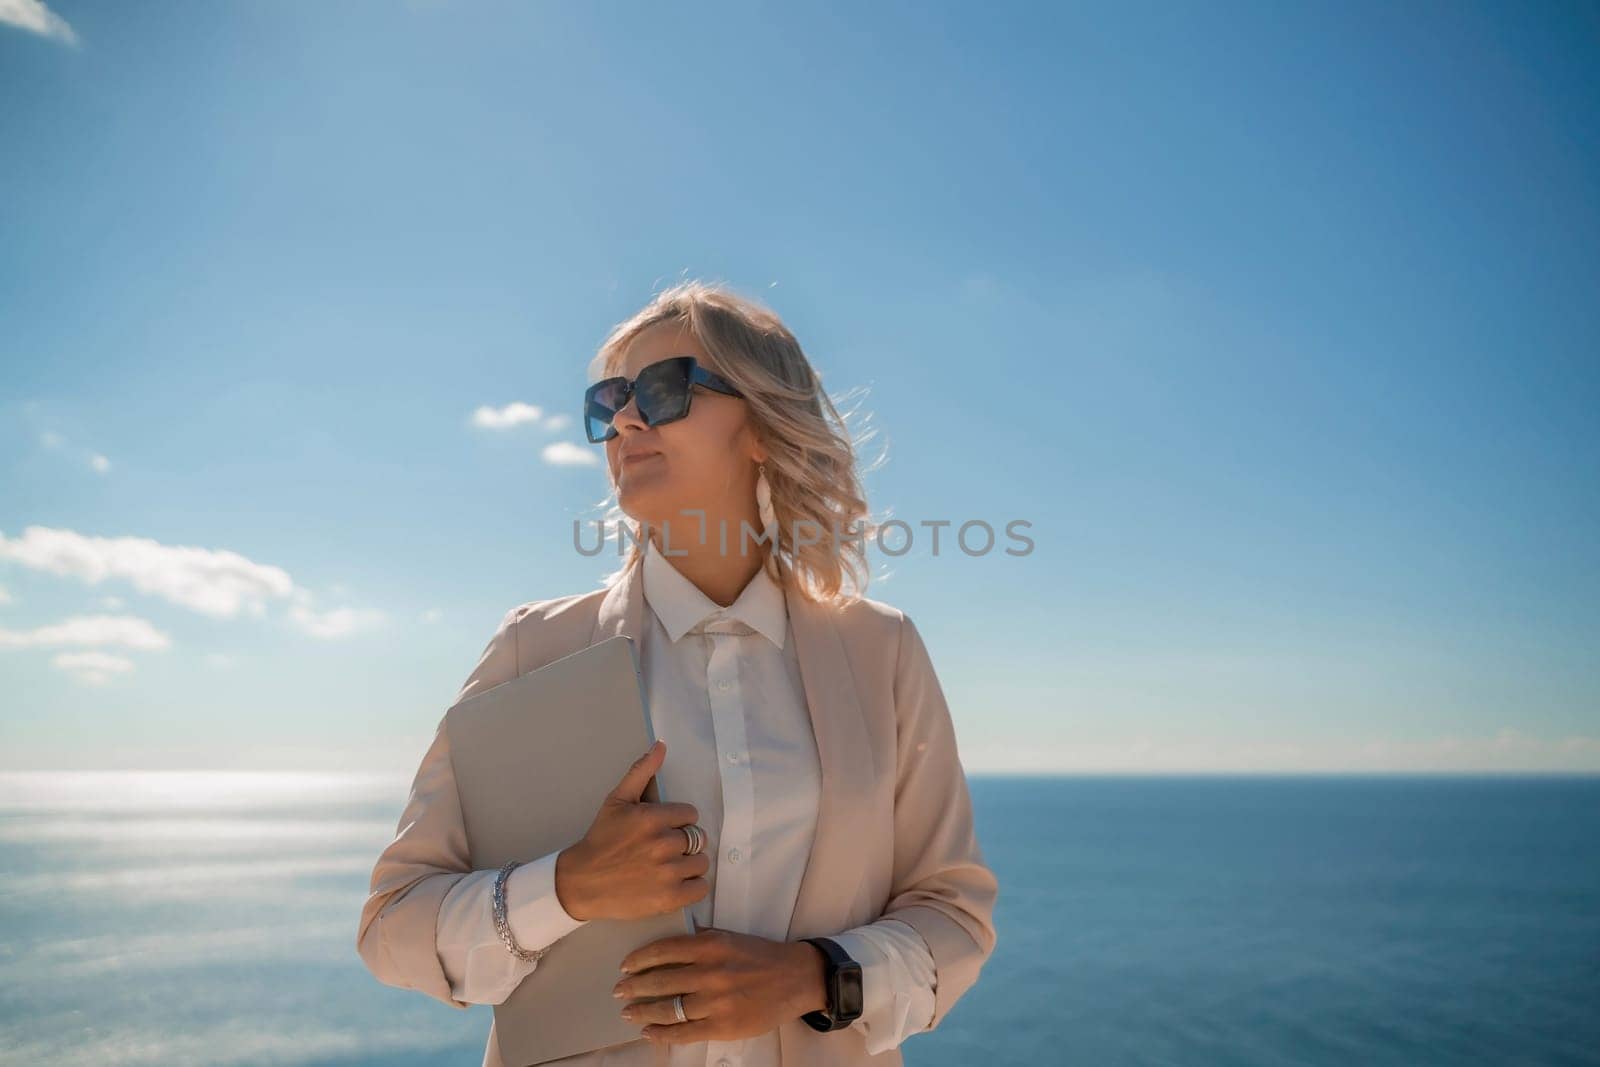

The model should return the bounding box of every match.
[621,451,661,466]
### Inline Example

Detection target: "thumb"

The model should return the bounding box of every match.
[610,739,665,804]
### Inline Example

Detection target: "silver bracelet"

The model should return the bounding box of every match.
[492,859,550,963]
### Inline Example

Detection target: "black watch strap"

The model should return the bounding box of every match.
[800,936,863,1032]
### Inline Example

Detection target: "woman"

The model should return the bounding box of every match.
[357,281,998,1067]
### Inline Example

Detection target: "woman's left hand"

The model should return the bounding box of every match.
[612,926,825,1045]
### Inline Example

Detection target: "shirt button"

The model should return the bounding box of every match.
[726,751,739,763]
[728,848,742,863]
[717,1059,733,1067]
[717,679,731,690]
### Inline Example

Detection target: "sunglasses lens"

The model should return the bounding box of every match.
[636,358,692,427]
[585,379,626,442]
[584,359,702,440]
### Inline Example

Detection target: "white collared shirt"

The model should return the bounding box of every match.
[434,539,937,1062]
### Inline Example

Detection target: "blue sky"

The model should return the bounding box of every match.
[2,0,1596,773]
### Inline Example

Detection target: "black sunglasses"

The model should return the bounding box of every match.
[584,355,743,443]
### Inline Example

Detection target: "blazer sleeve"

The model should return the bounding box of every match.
[355,604,524,1008]
[875,611,1000,1031]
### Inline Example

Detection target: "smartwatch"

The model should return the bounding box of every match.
[799,936,864,1031]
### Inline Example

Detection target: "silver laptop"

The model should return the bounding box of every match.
[445,634,694,1065]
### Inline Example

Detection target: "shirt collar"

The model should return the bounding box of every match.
[642,537,787,649]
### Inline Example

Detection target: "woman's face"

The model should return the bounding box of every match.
[605,322,765,533]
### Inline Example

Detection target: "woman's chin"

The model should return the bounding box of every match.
[616,490,674,530]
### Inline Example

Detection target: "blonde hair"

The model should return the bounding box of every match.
[588,279,882,607]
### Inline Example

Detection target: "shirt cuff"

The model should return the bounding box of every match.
[505,850,589,948]
[827,919,936,1054]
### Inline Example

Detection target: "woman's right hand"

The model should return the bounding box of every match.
[554,739,710,922]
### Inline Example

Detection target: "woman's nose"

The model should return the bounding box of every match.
[611,393,647,434]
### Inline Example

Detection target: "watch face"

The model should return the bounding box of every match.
[836,962,864,1018]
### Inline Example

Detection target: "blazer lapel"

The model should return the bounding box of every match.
[783,589,875,941]
[589,554,646,647]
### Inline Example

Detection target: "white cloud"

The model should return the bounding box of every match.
[0,614,171,651]
[289,605,386,639]
[0,0,78,45]
[472,402,544,430]
[542,441,598,467]
[419,608,442,624]
[472,401,577,435]
[0,526,294,619]
[31,429,109,474]
[0,525,386,642]
[51,650,135,686]
[287,589,385,640]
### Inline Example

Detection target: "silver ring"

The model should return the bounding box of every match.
[680,823,704,855]
[672,993,687,1023]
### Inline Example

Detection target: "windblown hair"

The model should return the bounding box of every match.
[588,279,883,607]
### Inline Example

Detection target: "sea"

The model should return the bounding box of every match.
[0,772,1596,1067]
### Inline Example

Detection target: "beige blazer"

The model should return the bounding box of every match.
[356,554,999,1067]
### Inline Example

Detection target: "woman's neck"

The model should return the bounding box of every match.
[648,520,766,607]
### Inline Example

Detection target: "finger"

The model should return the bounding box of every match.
[643,1019,719,1044]
[619,935,703,975]
[640,801,700,828]
[666,851,709,878]
[615,963,709,1003]
[611,740,665,803]
[622,989,710,1029]
[657,826,701,856]
[617,838,692,872]
[673,876,710,907]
